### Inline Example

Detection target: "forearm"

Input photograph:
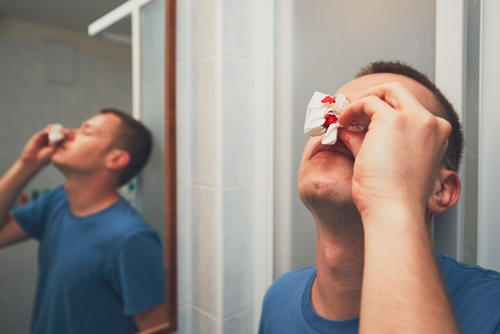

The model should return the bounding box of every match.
[359,206,458,333]
[0,159,42,226]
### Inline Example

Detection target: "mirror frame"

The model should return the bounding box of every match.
[164,0,178,332]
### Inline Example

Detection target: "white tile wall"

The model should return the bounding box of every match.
[1,41,43,83]
[176,61,192,185]
[191,307,218,334]
[223,187,254,316]
[191,57,218,186]
[176,306,192,334]
[222,57,254,186]
[222,0,254,58]
[179,0,261,332]
[223,308,254,334]
[176,0,191,61]
[177,185,192,306]
[191,186,219,316]
[191,0,217,59]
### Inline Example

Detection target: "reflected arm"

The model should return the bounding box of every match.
[133,302,168,333]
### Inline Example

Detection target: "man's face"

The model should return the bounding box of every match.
[298,73,436,209]
[51,113,121,175]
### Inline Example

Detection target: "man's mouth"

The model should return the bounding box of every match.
[310,139,354,161]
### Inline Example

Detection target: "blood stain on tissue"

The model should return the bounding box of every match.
[321,96,336,104]
[323,114,338,127]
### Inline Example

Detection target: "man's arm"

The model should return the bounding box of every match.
[338,82,459,333]
[133,302,168,333]
[0,126,57,248]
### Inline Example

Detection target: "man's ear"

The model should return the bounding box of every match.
[105,149,130,171]
[427,168,461,215]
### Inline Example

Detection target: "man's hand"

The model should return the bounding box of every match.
[19,125,59,169]
[338,82,451,221]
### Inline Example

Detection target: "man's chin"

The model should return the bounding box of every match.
[50,157,64,170]
[299,184,354,210]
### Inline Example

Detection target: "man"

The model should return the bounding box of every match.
[0,109,167,334]
[259,62,500,333]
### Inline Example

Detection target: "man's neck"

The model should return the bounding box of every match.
[64,176,120,217]
[311,214,365,320]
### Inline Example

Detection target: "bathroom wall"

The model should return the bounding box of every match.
[0,18,132,333]
[275,0,438,277]
[172,0,262,332]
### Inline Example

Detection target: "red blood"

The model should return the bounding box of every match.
[323,114,338,127]
[321,96,336,104]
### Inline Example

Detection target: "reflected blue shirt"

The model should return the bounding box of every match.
[14,186,166,334]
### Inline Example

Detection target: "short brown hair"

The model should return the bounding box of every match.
[100,108,153,186]
[356,61,464,172]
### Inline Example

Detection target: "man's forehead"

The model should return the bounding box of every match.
[87,113,120,125]
[334,73,435,110]
[84,113,121,133]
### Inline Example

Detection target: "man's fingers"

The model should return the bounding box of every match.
[338,95,394,126]
[354,82,422,111]
[338,82,426,127]
[338,129,365,158]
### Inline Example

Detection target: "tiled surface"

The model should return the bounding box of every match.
[181,0,259,332]
[223,187,254,316]
[191,57,217,186]
[176,306,192,334]
[0,241,38,333]
[191,307,218,334]
[177,185,192,305]
[223,308,254,334]
[0,40,43,83]
[191,186,218,316]
[222,57,254,186]
[191,0,217,59]
[223,0,254,58]
[176,61,192,185]
[176,0,191,61]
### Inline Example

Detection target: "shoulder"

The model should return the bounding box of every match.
[264,266,316,304]
[259,267,316,333]
[103,198,158,235]
[438,253,500,289]
[438,253,500,332]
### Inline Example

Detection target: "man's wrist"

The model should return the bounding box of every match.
[361,203,427,233]
[14,159,44,178]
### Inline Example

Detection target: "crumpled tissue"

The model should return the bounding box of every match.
[304,91,364,145]
[48,123,65,145]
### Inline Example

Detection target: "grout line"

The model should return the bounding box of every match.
[191,305,219,321]
[223,304,254,321]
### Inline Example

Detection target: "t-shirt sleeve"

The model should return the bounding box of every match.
[109,230,166,315]
[12,186,62,240]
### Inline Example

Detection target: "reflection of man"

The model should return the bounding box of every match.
[0,109,167,334]
[259,62,500,333]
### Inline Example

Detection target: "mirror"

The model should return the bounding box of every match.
[0,0,178,332]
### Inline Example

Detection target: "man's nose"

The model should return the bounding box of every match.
[61,128,76,140]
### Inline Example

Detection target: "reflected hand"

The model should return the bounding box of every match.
[19,125,59,169]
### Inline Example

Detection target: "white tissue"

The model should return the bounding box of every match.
[48,123,65,145]
[304,92,364,145]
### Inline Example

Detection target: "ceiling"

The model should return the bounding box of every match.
[0,0,129,34]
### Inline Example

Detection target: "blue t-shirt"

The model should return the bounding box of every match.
[13,186,166,334]
[259,253,500,333]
